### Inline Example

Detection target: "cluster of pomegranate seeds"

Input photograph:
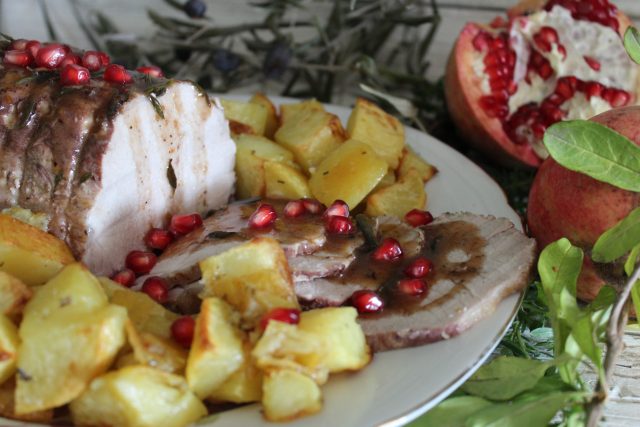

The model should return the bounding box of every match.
[372,238,403,262]
[259,307,301,331]
[351,290,385,314]
[248,203,278,229]
[141,276,169,303]
[544,0,619,31]
[169,213,203,236]
[171,316,196,348]
[110,268,136,288]
[397,257,434,297]
[404,209,433,227]
[125,250,158,275]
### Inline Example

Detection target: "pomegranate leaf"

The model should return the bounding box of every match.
[592,207,640,263]
[543,121,640,192]
[460,356,553,401]
[624,27,640,65]
[624,244,640,277]
[407,396,492,427]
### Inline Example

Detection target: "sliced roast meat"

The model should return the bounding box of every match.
[0,59,236,275]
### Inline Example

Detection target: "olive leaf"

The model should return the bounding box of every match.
[592,208,640,263]
[407,396,492,427]
[460,356,553,401]
[543,121,640,192]
[624,27,640,65]
[465,392,587,427]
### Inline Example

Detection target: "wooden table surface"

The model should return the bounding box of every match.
[1,1,638,425]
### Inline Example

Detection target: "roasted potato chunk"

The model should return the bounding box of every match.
[200,238,299,327]
[125,321,187,374]
[275,107,346,172]
[365,170,426,217]
[1,207,48,230]
[347,97,405,169]
[309,139,388,208]
[186,298,245,399]
[397,147,437,182]
[70,366,207,427]
[0,214,74,286]
[262,369,322,422]
[250,93,278,138]
[0,379,53,423]
[208,341,262,404]
[100,277,179,339]
[298,307,371,373]
[234,134,297,199]
[220,98,268,136]
[0,271,32,319]
[0,314,18,385]
[264,160,312,200]
[279,99,324,124]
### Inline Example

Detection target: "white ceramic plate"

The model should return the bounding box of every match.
[2,97,523,427]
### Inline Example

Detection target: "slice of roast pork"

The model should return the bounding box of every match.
[0,62,235,275]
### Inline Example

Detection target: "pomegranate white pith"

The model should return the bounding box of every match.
[446,0,639,167]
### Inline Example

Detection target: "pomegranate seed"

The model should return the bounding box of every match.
[25,40,40,59]
[604,89,630,108]
[144,228,174,251]
[325,215,355,235]
[397,278,427,297]
[110,268,136,287]
[259,307,301,331]
[538,63,553,80]
[491,38,506,50]
[531,122,547,138]
[301,198,324,214]
[351,290,384,314]
[82,51,104,71]
[3,50,32,67]
[323,200,349,219]
[59,64,90,86]
[584,81,603,99]
[125,250,157,275]
[555,76,577,100]
[103,64,133,84]
[404,257,434,279]
[489,16,508,29]
[9,39,28,50]
[169,213,203,236]
[171,316,195,348]
[283,200,306,218]
[372,238,403,262]
[60,54,81,67]
[141,276,169,304]
[533,26,558,52]
[34,43,67,69]
[405,209,433,227]
[136,65,164,78]
[556,44,567,60]
[248,204,277,229]
[472,31,492,51]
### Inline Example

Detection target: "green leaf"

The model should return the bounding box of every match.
[624,244,640,276]
[543,121,640,192]
[408,396,492,427]
[624,27,640,64]
[592,208,640,262]
[465,392,586,427]
[569,313,602,371]
[632,281,640,327]
[461,357,552,400]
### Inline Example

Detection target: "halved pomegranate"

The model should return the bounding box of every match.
[445,0,640,167]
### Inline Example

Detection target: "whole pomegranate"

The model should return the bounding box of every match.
[527,106,640,301]
[445,0,640,167]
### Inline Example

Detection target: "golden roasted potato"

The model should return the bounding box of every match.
[365,169,426,218]
[252,321,329,385]
[250,93,278,138]
[125,321,187,374]
[298,307,370,373]
[0,214,74,286]
[262,369,322,422]
[234,134,298,199]
[279,99,324,124]
[397,147,437,182]
[309,139,388,208]
[0,315,18,385]
[0,271,32,319]
[186,298,245,399]
[374,169,397,191]
[220,98,268,136]
[16,264,127,414]
[347,97,405,169]
[264,160,312,200]
[99,277,179,339]
[70,365,207,427]
[208,341,262,404]
[200,238,299,327]
[275,106,346,172]
[0,379,53,423]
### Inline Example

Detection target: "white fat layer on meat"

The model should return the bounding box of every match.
[82,84,235,275]
[507,5,637,115]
